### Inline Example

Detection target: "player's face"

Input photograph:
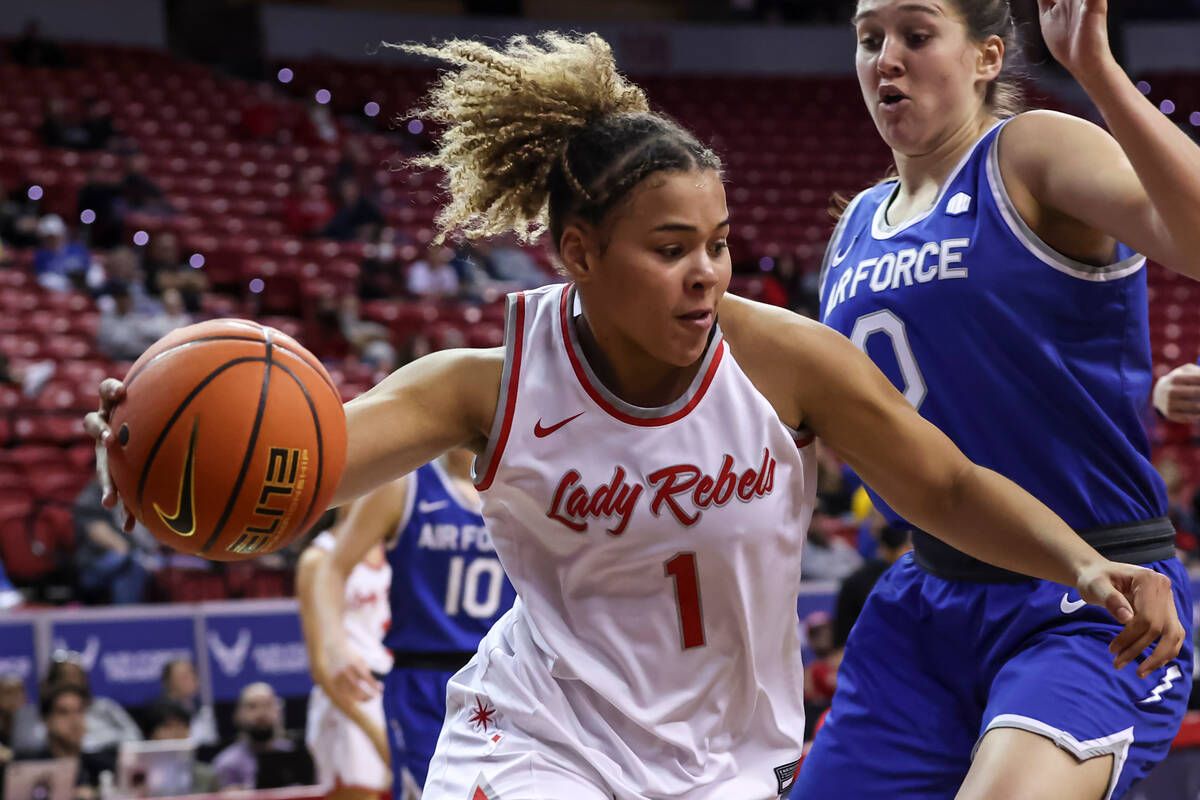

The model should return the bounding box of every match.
[853,0,993,154]
[581,168,731,369]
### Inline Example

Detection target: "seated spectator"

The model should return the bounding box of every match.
[76,166,124,248]
[282,171,334,238]
[338,295,397,374]
[96,281,162,361]
[139,287,193,342]
[0,181,42,248]
[119,153,172,215]
[801,510,863,582]
[15,683,114,799]
[40,97,92,150]
[0,352,55,400]
[322,178,382,242]
[79,96,116,152]
[157,659,217,747]
[472,234,547,288]
[0,676,32,757]
[33,215,93,292]
[141,700,219,794]
[41,653,142,756]
[213,683,312,791]
[96,247,158,315]
[72,477,158,604]
[10,20,66,68]
[298,99,341,147]
[140,232,207,312]
[406,245,460,299]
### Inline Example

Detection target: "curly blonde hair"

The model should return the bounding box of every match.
[392,32,720,248]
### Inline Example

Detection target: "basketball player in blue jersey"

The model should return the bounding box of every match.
[1154,359,1200,425]
[309,448,516,798]
[793,1,1200,798]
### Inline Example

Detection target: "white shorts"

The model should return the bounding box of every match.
[423,609,797,800]
[306,686,392,793]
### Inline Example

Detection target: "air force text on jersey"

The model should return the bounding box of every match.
[416,522,497,553]
[824,237,970,316]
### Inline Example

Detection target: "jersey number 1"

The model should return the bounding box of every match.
[664,552,706,649]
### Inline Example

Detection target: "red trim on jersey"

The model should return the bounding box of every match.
[475,293,526,491]
[558,285,725,427]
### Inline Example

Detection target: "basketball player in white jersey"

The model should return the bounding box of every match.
[88,32,1183,800]
[299,517,394,800]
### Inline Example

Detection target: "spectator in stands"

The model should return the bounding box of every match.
[140,232,207,312]
[0,181,42,248]
[40,98,92,150]
[157,659,217,747]
[97,247,158,315]
[357,226,415,300]
[9,20,66,69]
[801,508,864,582]
[33,214,93,292]
[338,295,398,376]
[282,170,334,238]
[0,353,55,401]
[213,682,312,791]
[298,98,341,147]
[140,287,193,342]
[118,153,171,216]
[96,280,172,361]
[0,676,27,754]
[79,96,116,152]
[16,684,111,800]
[142,700,219,794]
[42,652,142,755]
[406,244,460,299]
[470,233,547,288]
[72,477,157,604]
[833,524,913,651]
[322,177,382,242]
[77,165,124,248]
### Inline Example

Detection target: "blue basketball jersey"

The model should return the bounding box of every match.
[383,461,517,653]
[820,119,1166,533]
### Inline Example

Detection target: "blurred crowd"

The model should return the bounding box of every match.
[0,650,311,799]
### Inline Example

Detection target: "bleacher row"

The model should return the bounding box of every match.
[0,41,1197,602]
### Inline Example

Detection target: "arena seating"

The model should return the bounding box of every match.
[0,41,1196,600]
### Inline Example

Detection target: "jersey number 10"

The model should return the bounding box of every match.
[444,556,505,619]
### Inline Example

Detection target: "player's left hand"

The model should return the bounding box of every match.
[1153,363,1200,423]
[1037,0,1114,79]
[1075,560,1186,678]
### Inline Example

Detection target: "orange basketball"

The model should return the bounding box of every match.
[107,319,347,561]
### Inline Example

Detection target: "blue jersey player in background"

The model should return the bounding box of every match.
[313,448,516,798]
[796,1,1200,799]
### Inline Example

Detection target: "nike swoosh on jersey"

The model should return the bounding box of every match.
[830,234,859,267]
[1059,593,1087,614]
[154,419,200,537]
[534,412,584,438]
[417,500,449,513]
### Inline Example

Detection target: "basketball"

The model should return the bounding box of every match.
[106,319,347,561]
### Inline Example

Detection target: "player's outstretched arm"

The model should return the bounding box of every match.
[722,296,1185,678]
[997,2,1200,279]
[1153,362,1200,424]
[298,503,398,763]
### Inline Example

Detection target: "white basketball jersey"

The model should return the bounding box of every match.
[311,531,394,675]
[471,283,816,798]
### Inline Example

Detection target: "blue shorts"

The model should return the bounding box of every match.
[383,667,456,796]
[794,555,1193,800]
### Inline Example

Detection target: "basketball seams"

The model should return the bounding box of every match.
[269,361,326,546]
[200,331,275,555]
[134,356,264,508]
[124,335,268,389]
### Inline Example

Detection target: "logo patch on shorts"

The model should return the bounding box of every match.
[470,774,499,800]
[774,758,800,794]
[1140,664,1184,705]
[467,695,499,733]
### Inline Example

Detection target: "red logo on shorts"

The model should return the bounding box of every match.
[467,696,498,732]
[471,774,499,799]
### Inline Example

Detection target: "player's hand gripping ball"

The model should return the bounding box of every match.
[105,319,346,561]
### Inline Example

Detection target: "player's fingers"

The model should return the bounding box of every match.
[1093,580,1135,625]
[98,378,125,413]
[1108,615,1147,659]
[1138,624,1185,678]
[1114,624,1162,671]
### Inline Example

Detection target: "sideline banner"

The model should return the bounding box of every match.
[49,616,194,707]
[204,611,311,702]
[0,620,37,699]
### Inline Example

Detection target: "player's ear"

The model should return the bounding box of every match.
[558,222,598,284]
